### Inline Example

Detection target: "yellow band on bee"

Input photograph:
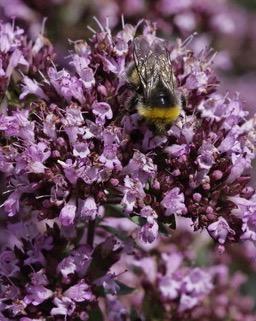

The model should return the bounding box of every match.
[137,105,181,122]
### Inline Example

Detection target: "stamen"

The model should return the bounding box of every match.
[121,14,125,30]
[105,16,110,33]
[93,16,105,32]
[181,32,198,48]
[207,51,217,65]
[87,25,96,34]
[35,195,51,199]
[41,17,48,35]
[38,70,50,84]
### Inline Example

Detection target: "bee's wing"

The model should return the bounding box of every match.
[133,37,175,97]
[133,36,152,88]
[152,40,175,92]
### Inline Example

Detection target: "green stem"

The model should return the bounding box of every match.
[87,220,96,247]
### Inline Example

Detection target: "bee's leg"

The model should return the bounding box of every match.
[147,122,156,132]
[181,94,187,109]
[117,87,135,115]
[127,94,139,114]
[148,120,168,135]
[130,127,144,142]
[179,93,188,125]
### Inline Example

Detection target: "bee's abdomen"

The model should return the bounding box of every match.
[137,103,181,123]
[137,83,181,123]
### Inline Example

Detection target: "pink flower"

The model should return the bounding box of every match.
[51,297,75,316]
[59,199,77,226]
[208,217,235,244]
[80,197,98,221]
[161,187,187,216]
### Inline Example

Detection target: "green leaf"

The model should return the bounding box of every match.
[142,290,164,321]
[116,281,135,295]
[158,222,170,236]
[130,307,141,321]
[86,237,122,281]
[100,225,128,241]
[156,214,176,237]
[105,204,123,217]
[6,89,20,106]
[130,215,146,226]
[194,242,211,266]
[94,285,106,297]
[159,214,176,229]
[88,304,104,321]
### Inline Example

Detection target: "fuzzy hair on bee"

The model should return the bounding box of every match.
[126,36,183,134]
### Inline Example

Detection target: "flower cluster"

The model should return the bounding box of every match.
[1,18,256,245]
[0,17,255,320]
[157,255,214,312]
[0,21,54,96]
[0,217,125,320]
[103,223,256,321]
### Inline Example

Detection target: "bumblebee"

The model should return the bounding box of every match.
[127,36,182,133]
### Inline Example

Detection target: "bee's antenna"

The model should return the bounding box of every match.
[87,25,96,34]
[93,16,105,32]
